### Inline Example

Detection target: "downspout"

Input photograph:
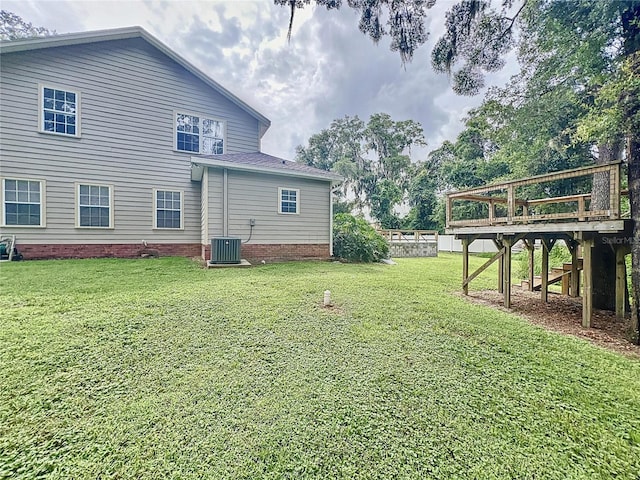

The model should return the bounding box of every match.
[201,167,209,245]
[223,168,229,237]
[329,185,334,257]
[330,183,342,257]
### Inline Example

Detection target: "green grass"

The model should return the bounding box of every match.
[1,255,639,479]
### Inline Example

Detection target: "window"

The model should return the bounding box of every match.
[2,178,44,226]
[279,188,299,214]
[154,189,182,229]
[77,184,112,228]
[175,112,224,154]
[40,85,79,136]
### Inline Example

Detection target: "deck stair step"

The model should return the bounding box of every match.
[563,259,583,271]
[521,270,569,291]
[519,259,584,291]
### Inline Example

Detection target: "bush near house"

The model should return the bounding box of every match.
[332,213,389,262]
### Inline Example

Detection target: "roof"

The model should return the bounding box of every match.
[191,152,343,184]
[0,26,271,138]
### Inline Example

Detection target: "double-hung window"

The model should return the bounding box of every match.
[175,112,224,154]
[77,184,113,228]
[2,178,45,226]
[40,85,80,136]
[154,189,182,229]
[278,188,299,214]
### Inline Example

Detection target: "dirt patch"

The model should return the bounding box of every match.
[464,288,640,359]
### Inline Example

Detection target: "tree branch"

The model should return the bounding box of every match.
[498,0,527,41]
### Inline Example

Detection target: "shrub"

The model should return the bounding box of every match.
[333,213,389,262]
[514,242,572,280]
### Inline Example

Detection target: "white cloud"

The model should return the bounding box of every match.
[3,0,520,160]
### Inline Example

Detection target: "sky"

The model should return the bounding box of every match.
[4,0,519,161]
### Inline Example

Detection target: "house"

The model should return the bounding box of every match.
[0,27,341,262]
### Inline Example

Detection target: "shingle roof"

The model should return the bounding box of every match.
[193,152,343,183]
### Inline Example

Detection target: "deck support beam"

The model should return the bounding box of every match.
[502,237,513,309]
[568,240,580,297]
[452,217,629,330]
[523,239,535,292]
[582,238,594,327]
[463,250,505,288]
[493,239,504,293]
[540,238,556,303]
[462,238,469,296]
[616,246,627,319]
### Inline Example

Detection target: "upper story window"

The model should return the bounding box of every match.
[76,183,113,228]
[175,112,224,155]
[154,189,182,229]
[40,85,80,137]
[278,188,299,214]
[1,178,45,227]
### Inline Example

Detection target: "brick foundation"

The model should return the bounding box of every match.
[17,242,331,262]
[16,243,202,260]
[202,243,331,263]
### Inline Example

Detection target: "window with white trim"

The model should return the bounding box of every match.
[175,112,224,154]
[154,189,182,229]
[2,178,44,226]
[41,86,79,136]
[77,184,112,228]
[278,188,299,214]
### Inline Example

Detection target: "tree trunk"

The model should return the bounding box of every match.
[591,143,622,311]
[621,1,640,343]
[629,135,640,343]
[591,143,618,209]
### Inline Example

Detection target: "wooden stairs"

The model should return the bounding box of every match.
[521,259,583,293]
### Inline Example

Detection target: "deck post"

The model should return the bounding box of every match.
[503,237,512,309]
[507,186,515,224]
[462,238,469,296]
[610,162,620,219]
[526,239,535,292]
[493,239,504,293]
[616,246,626,319]
[578,197,586,221]
[541,238,550,303]
[488,200,494,225]
[569,240,580,297]
[582,238,594,327]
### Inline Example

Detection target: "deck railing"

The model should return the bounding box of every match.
[445,161,623,228]
[378,229,439,243]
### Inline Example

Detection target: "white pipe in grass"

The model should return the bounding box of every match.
[323,290,331,306]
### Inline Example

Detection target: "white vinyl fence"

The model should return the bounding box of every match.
[438,235,498,254]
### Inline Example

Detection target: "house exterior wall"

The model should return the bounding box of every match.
[0,38,260,249]
[204,168,331,245]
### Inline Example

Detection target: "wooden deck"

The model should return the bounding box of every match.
[377,229,438,243]
[445,161,630,327]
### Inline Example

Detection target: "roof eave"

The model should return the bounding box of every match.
[191,157,343,183]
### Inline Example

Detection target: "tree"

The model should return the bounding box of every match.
[279,0,640,342]
[405,165,439,230]
[276,0,435,64]
[0,10,54,40]
[297,113,426,228]
[432,1,636,313]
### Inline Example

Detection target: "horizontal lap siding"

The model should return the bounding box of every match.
[226,170,330,244]
[0,38,260,245]
[207,169,224,239]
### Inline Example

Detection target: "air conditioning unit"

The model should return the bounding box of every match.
[211,237,241,264]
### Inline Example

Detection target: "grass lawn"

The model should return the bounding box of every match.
[1,255,639,479]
